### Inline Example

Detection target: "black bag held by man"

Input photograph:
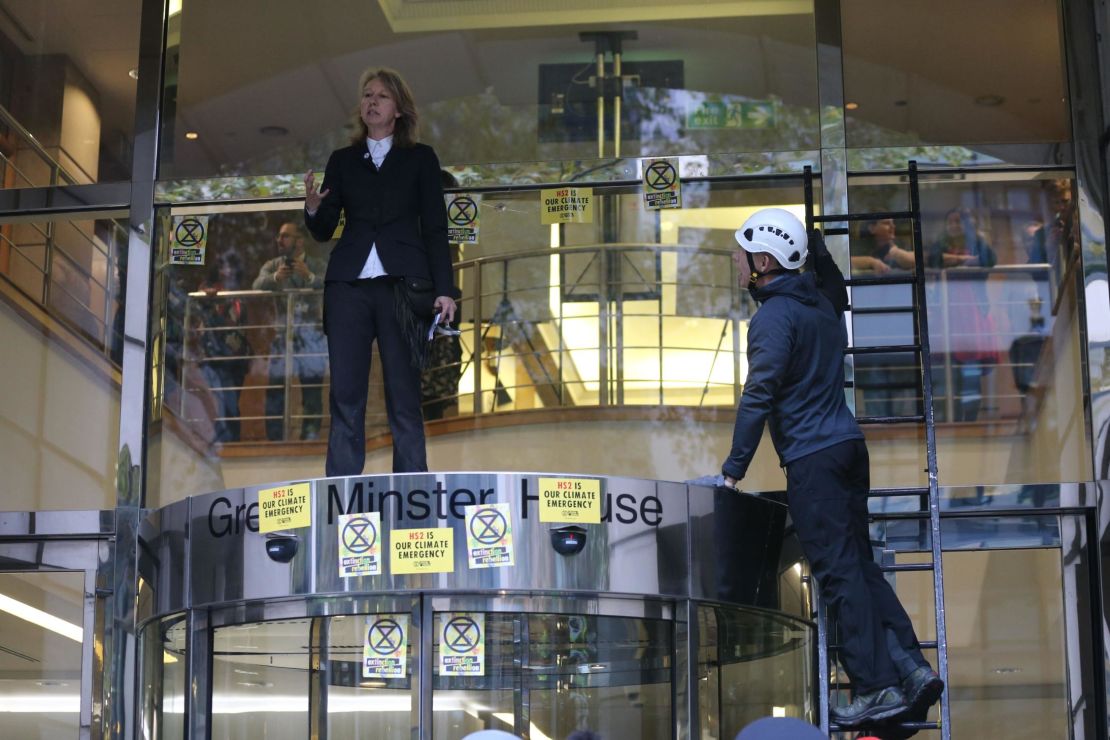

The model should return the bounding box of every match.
[394,276,437,369]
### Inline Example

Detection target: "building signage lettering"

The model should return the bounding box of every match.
[206,478,664,538]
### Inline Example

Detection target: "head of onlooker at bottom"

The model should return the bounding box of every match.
[734,716,828,740]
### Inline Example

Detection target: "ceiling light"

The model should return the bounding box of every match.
[185,131,199,140]
[992,666,1022,674]
[845,102,859,110]
[128,68,139,80]
[0,592,82,642]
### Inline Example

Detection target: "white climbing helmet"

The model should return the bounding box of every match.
[733,208,809,270]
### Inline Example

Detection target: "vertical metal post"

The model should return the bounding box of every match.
[598,239,610,406]
[113,0,168,734]
[418,597,434,740]
[283,292,295,439]
[684,600,700,740]
[472,264,483,413]
[514,612,531,738]
[308,616,330,740]
[908,162,952,740]
[812,581,830,735]
[595,51,605,159]
[185,609,212,740]
[613,50,622,159]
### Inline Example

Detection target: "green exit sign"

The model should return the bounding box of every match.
[686,100,776,130]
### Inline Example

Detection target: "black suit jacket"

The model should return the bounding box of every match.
[305,141,456,297]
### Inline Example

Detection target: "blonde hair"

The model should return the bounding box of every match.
[349,67,419,147]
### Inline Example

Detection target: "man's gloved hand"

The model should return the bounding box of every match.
[809,227,830,258]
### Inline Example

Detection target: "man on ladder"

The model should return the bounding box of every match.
[720,208,944,729]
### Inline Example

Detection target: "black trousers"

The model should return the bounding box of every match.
[786,438,927,693]
[324,279,427,475]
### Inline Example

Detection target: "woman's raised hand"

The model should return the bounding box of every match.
[304,170,330,213]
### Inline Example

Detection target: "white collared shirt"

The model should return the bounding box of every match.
[358,135,393,279]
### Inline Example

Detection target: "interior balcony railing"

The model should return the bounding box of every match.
[0,214,125,366]
[0,102,91,189]
[165,244,1056,452]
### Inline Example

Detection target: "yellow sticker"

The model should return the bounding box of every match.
[541,187,593,224]
[391,527,455,574]
[537,477,601,524]
[257,483,312,533]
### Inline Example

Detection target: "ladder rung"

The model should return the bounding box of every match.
[880,562,934,572]
[845,275,917,287]
[829,721,942,733]
[846,344,921,355]
[822,227,850,236]
[850,305,916,315]
[899,721,943,731]
[869,487,929,497]
[813,210,915,223]
[869,511,933,520]
[857,415,926,425]
[919,640,939,650]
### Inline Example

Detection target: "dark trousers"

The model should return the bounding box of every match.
[324,279,427,476]
[786,438,927,693]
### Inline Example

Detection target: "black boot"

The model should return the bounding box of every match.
[901,665,944,714]
[831,685,908,728]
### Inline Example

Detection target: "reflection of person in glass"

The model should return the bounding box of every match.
[851,217,915,274]
[253,222,326,440]
[927,208,999,422]
[304,67,457,475]
[198,251,248,442]
[720,209,942,729]
[1027,178,1074,264]
[851,217,917,417]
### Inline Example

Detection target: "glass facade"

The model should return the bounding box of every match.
[1,0,1109,738]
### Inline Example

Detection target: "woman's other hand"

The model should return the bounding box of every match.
[304,170,330,214]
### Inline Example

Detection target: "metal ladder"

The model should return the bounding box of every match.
[802,162,952,740]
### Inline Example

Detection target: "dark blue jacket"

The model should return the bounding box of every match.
[722,270,863,480]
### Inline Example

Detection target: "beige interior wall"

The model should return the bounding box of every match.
[0,301,118,511]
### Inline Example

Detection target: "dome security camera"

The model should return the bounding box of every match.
[264,533,299,563]
[550,525,588,556]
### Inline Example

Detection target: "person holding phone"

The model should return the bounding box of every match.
[253,222,326,441]
[303,67,457,475]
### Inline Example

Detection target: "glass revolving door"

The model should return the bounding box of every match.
[141,596,814,739]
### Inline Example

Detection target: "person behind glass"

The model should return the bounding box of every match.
[197,251,249,442]
[851,217,916,417]
[303,67,457,475]
[851,217,915,274]
[721,209,942,729]
[927,208,999,422]
[253,221,326,441]
[1027,178,1074,264]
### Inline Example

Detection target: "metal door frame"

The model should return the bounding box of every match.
[0,510,115,740]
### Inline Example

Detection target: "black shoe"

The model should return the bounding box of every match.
[831,685,908,728]
[902,666,944,714]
